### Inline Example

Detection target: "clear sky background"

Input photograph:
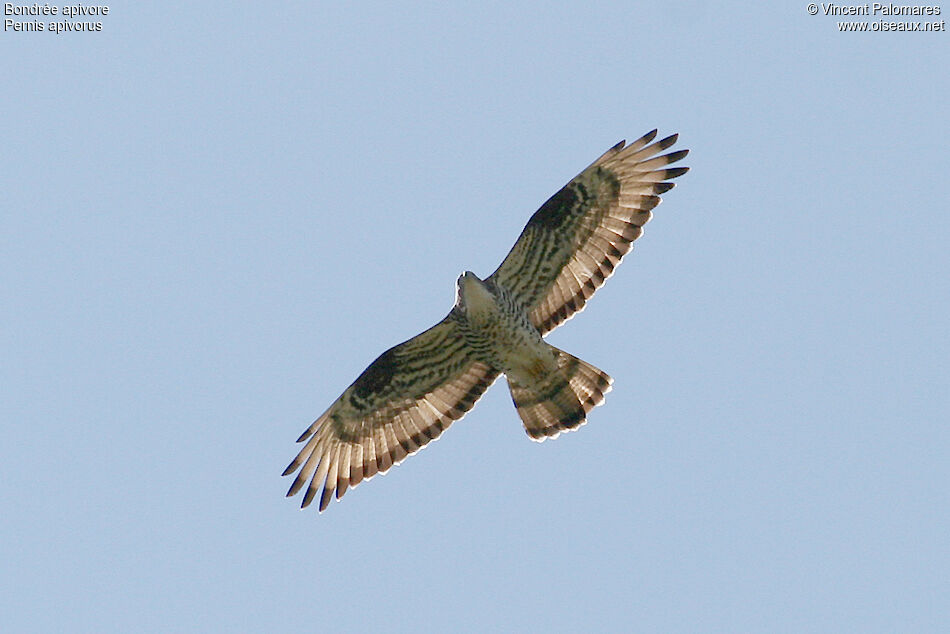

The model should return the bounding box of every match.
[2,2,947,632]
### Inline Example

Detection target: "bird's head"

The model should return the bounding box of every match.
[455,271,495,318]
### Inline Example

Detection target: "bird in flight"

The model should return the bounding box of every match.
[284,129,689,511]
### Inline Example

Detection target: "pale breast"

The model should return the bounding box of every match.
[461,281,554,382]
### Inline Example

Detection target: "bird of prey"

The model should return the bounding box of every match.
[284,129,689,511]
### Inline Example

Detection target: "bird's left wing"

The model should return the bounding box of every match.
[488,130,688,335]
[283,311,499,511]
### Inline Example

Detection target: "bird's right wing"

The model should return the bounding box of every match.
[283,311,499,512]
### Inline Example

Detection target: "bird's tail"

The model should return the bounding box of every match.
[507,347,613,441]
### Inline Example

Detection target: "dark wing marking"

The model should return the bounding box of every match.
[488,130,689,335]
[283,311,499,512]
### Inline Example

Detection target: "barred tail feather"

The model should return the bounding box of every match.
[508,347,613,441]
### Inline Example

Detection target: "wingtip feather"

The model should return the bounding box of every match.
[301,484,316,508]
[666,166,689,179]
[656,133,679,151]
[282,460,299,478]
[662,149,689,164]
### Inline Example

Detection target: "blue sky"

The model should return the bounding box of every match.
[2,2,947,632]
